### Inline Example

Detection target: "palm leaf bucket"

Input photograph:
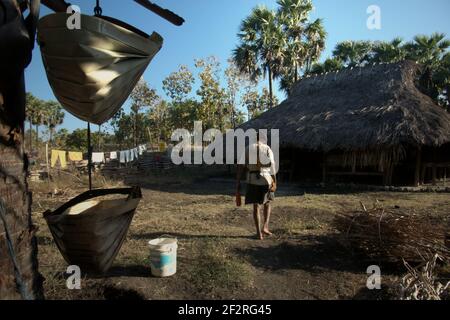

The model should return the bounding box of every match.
[37,13,163,125]
[43,187,142,273]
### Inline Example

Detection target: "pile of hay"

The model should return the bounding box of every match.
[333,203,449,263]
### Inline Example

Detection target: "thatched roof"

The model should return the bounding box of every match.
[241,60,450,152]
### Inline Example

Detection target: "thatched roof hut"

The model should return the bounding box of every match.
[241,60,450,186]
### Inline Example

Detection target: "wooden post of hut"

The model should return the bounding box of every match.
[431,149,438,186]
[414,146,422,187]
[420,163,426,185]
[0,0,43,299]
[385,163,394,186]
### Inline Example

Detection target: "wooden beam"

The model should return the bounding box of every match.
[134,0,185,26]
[41,0,69,12]
[42,0,186,28]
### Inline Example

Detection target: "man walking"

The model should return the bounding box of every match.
[236,132,277,240]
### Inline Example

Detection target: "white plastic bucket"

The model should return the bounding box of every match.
[148,237,178,277]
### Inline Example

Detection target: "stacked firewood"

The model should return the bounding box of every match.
[333,203,449,263]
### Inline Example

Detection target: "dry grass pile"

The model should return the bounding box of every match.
[333,202,449,263]
[399,254,449,300]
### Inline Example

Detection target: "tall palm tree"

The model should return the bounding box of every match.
[304,18,327,73]
[31,99,46,148]
[25,93,38,153]
[43,101,65,145]
[276,0,326,95]
[234,6,285,107]
[372,37,407,63]
[277,0,313,82]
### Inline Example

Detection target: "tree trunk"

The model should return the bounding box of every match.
[98,125,103,150]
[29,121,32,153]
[49,127,53,145]
[35,124,39,149]
[134,112,138,147]
[0,0,43,300]
[0,82,43,300]
[293,59,299,83]
[268,66,274,108]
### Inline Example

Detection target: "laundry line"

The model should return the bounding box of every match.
[50,145,147,168]
[118,145,147,164]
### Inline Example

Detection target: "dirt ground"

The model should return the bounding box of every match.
[30,167,450,300]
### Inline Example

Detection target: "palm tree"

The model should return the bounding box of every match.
[332,40,373,67]
[43,101,65,145]
[234,6,285,107]
[304,18,327,73]
[277,0,326,95]
[433,52,450,108]
[277,0,313,81]
[372,37,407,63]
[309,57,344,75]
[405,33,450,69]
[232,43,261,82]
[405,33,450,99]
[25,93,38,153]
[30,98,46,150]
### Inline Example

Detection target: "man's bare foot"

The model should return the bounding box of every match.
[256,233,264,240]
[262,229,273,237]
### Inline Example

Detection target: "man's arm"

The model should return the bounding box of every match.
[269,147,277,192]
[270,174,277,192]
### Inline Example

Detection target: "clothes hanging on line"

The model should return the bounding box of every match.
[133,148,139,160]
[129,149,135,162]
[138,145,146,155]
[68,151,83,162]
[51,150,67,168]
[119,151,127,164]
[92,152,105,164]
[110,151,118,160]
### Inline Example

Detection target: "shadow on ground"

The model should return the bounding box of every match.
[104,265,151,278]
[129,232,255,241]
[125,177,386,198]
[234,235,363,274]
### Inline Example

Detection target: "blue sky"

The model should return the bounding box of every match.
[25,0,450,132]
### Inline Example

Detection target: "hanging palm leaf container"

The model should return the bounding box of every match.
[43,188,142,273]
[37,7,163,273]
[37,12,163,125]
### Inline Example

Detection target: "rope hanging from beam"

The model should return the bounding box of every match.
[94,0,102,16]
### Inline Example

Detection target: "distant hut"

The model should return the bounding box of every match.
[241,60,450,186]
